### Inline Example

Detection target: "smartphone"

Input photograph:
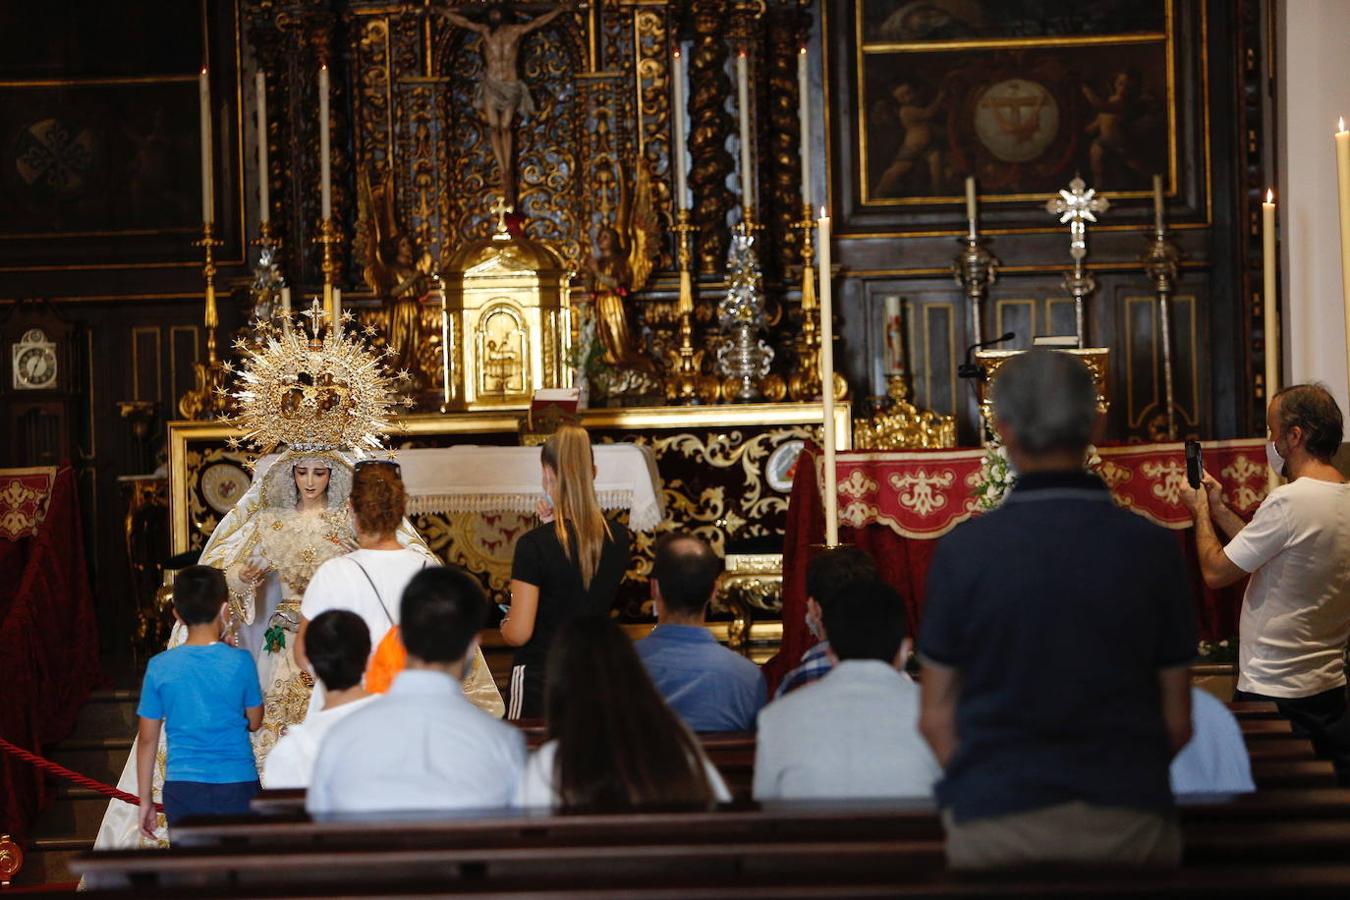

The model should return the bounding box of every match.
[1185,440,1203,489]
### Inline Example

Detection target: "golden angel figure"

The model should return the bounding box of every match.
[359,169,433,388]
[589,157,659,370]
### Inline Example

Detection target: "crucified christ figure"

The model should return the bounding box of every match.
[437,2,568,206]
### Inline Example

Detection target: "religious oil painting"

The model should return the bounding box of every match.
[850,0,1175,207]
[0,82,204,236]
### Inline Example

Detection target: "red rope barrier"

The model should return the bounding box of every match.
[0,735,164,812]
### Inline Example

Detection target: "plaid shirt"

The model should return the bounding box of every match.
[775,640,834,699]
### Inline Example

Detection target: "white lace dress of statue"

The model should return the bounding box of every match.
[91,449,504,850]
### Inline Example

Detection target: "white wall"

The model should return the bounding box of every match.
[1279,0,1350,413]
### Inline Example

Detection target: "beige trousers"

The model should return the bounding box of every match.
[942,801,1182,870]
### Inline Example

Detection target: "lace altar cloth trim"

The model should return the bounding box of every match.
[825,439,1271,539]
[251,444,665,532]
[0,466,57,541]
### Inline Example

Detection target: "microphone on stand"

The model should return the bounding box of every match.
[957,332,1015,381]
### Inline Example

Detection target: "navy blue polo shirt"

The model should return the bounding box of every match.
[918,470,1197,823]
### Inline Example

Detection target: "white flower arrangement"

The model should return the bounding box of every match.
[972,442,1103,511]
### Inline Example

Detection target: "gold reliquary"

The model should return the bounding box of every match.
[441,222,573,410]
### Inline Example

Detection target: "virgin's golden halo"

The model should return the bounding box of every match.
[226,312,413,456]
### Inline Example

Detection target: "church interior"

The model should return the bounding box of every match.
[5,0,1350,893]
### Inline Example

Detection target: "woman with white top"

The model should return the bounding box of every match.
[516,615,730,810]
[297,460,503,716]
[264,610,377,788]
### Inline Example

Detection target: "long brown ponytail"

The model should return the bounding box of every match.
[541,424,611,588]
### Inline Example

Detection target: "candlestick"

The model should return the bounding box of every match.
[1263,188,1279,399]
[798,47,811,209]
[317,217,341,324]
[319,64,332,221]
[787,203,822,402]
[199,67,213,225]
[256,70,269,224]
[1336,119,1350,400]
[665,209,709,405]
[1152,173,1165,235]
[1142,218,1182,440]
[672,48,688,211]
[965,176,977,238]
[736,49,754,212]
[178,223,232,421]
[817,207,838,546]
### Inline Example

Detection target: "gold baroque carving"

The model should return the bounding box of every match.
[688,0,737,273]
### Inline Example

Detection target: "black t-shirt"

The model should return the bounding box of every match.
[510,517,631,670]
[918,471,1197,823]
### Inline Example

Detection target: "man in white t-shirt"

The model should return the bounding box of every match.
[1183,383,1350,779]
[308,566,525,814]
[264,609,377,788]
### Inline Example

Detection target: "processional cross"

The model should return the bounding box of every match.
[1046,176,1110,347]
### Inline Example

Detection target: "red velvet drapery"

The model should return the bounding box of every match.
[0,465,101,844]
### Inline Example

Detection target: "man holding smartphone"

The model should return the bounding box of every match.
[1182,383,1350,781]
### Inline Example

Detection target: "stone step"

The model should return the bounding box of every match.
[65,689,139,742]
[45,736,134,788]
[28,785,122,841]
[11,838,89,888]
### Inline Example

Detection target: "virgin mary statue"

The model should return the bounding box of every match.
[90,308,502,852]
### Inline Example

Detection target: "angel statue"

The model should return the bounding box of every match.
[359,169,434,389]
[588,157,660,375]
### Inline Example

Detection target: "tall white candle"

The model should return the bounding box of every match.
[736,50,754,211]
[798,47,811,209]
[884,295,902,374]
[279,286,291,316]
[1153,174,1165,235]
[672,48,688,211]
[319,64,332,221]
[1263,189,1279,399]
[817,207,838,546]
[964,176,977,238]
[256,70,269,224]
[199,67,214,225]
[332,287,342,325]
[1336,119,1350,401]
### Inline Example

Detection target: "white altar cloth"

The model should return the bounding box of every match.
[250,444,665,531]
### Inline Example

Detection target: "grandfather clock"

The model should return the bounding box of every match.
[1,299,81,467]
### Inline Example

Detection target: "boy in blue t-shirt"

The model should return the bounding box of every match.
[136,565,263,838]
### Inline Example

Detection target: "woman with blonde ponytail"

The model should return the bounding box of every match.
[501,425,632,719]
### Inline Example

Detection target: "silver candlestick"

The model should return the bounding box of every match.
[953,234,999,346]
[1142,225,1183,440]
[1047,177,1109,347]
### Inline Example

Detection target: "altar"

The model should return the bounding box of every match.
[766,439,1272,689]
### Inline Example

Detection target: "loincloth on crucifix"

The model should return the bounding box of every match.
[475,76,536,120]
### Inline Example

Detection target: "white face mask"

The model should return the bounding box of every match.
[805,612,824,641]
[1266,440,1286,478]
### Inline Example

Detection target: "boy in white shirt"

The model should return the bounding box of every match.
[264,610,377,789]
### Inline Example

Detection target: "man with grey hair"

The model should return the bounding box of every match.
[918,350,1196,869]
[1182,383,1350,780]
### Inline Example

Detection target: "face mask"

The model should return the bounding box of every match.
[805,612,824,641]
[1266,440,1285,478]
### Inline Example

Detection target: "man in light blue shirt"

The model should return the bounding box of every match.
[308,567,525,814]
[636,533,766,732]
[755,576,939,800]
[1169,688,1255,796]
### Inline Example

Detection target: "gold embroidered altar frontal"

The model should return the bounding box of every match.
[168,403,851,620]
[826,438,1270,540]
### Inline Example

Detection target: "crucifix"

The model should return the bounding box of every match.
[1046,176,1110,347]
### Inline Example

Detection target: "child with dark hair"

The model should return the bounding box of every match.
[136,566,263,837]
[263,610,376,788]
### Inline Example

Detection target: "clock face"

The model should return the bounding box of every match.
[13,343,58,390]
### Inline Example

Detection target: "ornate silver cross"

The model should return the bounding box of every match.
[1047,176,1109,260]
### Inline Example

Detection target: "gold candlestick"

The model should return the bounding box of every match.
[317,217,341,325]
[177,223,233,419]
[666,209,708,404]
[788,203,822,401]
